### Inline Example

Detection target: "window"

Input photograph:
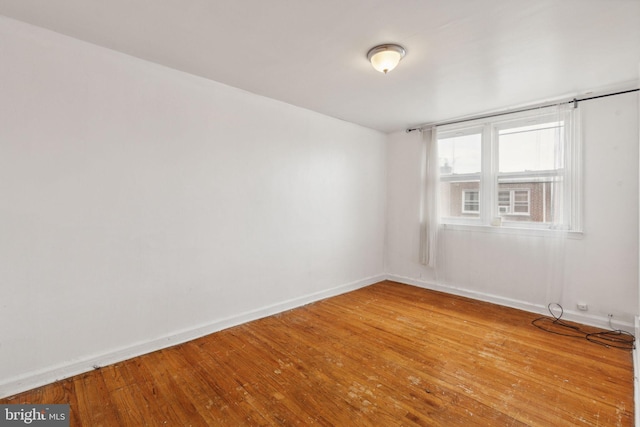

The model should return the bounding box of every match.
[498,189,530,216]
[462,190,480,213]
[437,107,581,231]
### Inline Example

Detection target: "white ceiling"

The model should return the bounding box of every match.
[0,0,638,133]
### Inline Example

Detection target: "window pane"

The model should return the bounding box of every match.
[438,133,481,175]
[498,191,510,204]
[513,190,529,214]
[463,190,479,213]
[498,122,564,173]
[438,131,482,219]
[514,190,528,202]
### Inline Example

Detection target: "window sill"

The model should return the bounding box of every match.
[440,223,584,239]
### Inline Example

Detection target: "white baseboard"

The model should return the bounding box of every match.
[0,274,385,399]
[386,274,634,332]
[386,273,547,315]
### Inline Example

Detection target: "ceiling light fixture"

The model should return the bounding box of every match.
[367,44,406,74]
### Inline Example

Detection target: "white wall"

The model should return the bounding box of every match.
[0,16,386,397]
[387,91,639,329]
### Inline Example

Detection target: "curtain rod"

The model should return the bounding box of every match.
[406,88,639,133]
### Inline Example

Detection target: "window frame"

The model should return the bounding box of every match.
[498,189,530,216]
[461,190,480,214]
[437,126,484,226]
[436,107,581,233]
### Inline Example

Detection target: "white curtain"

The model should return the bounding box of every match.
[419,127,439,268]
[543,102,581,304]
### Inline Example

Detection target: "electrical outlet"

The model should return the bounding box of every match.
[577,303,588,311]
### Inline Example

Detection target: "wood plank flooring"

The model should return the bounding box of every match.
[1,281,634,426]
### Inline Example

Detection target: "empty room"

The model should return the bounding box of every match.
[1,1,639,425]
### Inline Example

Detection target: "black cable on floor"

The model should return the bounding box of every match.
[531,303,635,350]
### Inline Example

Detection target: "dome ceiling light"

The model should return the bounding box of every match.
[367,44,406,74]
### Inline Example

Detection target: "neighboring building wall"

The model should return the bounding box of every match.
[441,181,553,223]
[441,181,480,218]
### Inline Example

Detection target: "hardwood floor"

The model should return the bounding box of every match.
[1,281,634,426]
